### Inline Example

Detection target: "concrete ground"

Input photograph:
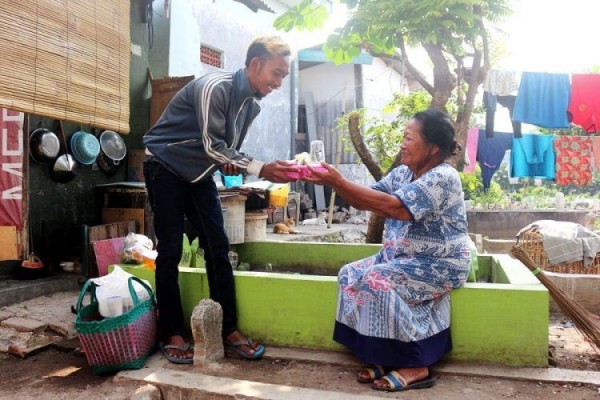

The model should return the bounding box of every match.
[0,278,598,399]
[264,221,368,242]
[0,224,599,399]
[113,347,600,400]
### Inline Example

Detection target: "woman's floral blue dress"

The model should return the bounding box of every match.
[333,163,471,367]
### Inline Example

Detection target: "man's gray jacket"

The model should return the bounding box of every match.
[143,68,264,182]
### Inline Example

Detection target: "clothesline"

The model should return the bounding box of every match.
[465,129,600,189]
[484,69,600,136]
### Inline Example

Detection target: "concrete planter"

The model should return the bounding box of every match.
[120,242,548,367]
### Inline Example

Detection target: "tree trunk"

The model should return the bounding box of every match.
[348,112,383,181]
[365,213,385,243]
[454,47,488,171]
[422,42,455,111]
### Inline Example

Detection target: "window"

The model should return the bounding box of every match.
[200,45,223,68]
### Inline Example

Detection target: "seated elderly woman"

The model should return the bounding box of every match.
[304,109,471,392]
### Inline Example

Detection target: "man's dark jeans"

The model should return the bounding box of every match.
[144,158,237,339]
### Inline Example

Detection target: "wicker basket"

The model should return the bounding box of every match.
[75,276,157,375]
[515,228,600,274]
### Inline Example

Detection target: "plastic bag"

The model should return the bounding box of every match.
[90,265,152,317]
[189,237,203,268]
[120,232,153,265]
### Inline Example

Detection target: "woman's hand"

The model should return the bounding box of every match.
[304,162,341,187]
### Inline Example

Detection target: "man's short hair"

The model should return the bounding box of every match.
[245,35,291,67]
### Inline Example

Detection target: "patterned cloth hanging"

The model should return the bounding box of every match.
[591,136,600,171]
[554,136,593,186]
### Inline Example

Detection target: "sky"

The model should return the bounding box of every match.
[499,0,600,73]
[293,0,600,74]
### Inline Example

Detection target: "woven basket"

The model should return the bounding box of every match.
[75,276,157,375]
[515,229,600,274]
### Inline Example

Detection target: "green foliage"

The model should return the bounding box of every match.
[384,90,431,120]
[459,168,483,201]
[277,0,511,69]
[338,90,432,172]
[474,181,507,208]
[274,0,328,32]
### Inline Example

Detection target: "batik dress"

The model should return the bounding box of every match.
[333,163,471,368]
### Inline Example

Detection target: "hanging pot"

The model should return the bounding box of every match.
[97,130,127,176]
[29,128,60,164]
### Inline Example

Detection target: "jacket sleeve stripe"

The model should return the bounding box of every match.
[201,74,233,165]
[200,74,253,169]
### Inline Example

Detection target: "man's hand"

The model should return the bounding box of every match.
[221,163,240,176]
[259,160,300,183]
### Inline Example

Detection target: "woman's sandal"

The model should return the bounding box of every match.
[356,365,387,383]
[224,338,265,360]
[371,369,436,392]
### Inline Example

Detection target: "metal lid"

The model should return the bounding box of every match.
[99,130,127,160]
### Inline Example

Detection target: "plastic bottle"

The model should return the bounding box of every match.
[555,192,565,210]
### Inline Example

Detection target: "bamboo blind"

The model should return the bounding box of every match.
[0,0,130,133]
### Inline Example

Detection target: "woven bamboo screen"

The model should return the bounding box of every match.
[0,0,130,133]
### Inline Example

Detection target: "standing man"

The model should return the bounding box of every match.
[143,35,297,363]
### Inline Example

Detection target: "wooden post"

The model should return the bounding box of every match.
[327,84,347,228]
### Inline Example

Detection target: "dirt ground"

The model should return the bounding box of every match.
[0,312,598,400]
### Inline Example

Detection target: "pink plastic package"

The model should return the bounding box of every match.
[286,164,328,180]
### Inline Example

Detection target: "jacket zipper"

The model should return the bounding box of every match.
[166,138,197,146]
[232,97,256,148]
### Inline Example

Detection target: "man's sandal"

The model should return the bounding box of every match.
[159,342,194,364]
[224,338,265,360]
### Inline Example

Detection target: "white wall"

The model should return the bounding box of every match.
[362,57,408,122]
[299,63,355,106]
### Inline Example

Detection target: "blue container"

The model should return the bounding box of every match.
[70,131,100,165]
[223,174,243,188]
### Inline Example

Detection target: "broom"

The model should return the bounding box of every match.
[511,245,600,352]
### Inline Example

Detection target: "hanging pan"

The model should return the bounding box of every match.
[29,127,60,164]
[51,122,79,184]
[97,130,127,177]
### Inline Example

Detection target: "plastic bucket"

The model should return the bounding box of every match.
[220,194,247,244]
[269,184,289,207]
[244,212,268,241]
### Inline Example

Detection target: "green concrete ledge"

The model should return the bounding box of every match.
[120,242,549,367]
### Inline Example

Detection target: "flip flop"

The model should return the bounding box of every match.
[159,341,194,364]
[371,370,436,392]
[224,338,265,360]
[357,365,387,383]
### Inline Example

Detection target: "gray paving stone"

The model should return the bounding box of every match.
[1,316,47,333]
